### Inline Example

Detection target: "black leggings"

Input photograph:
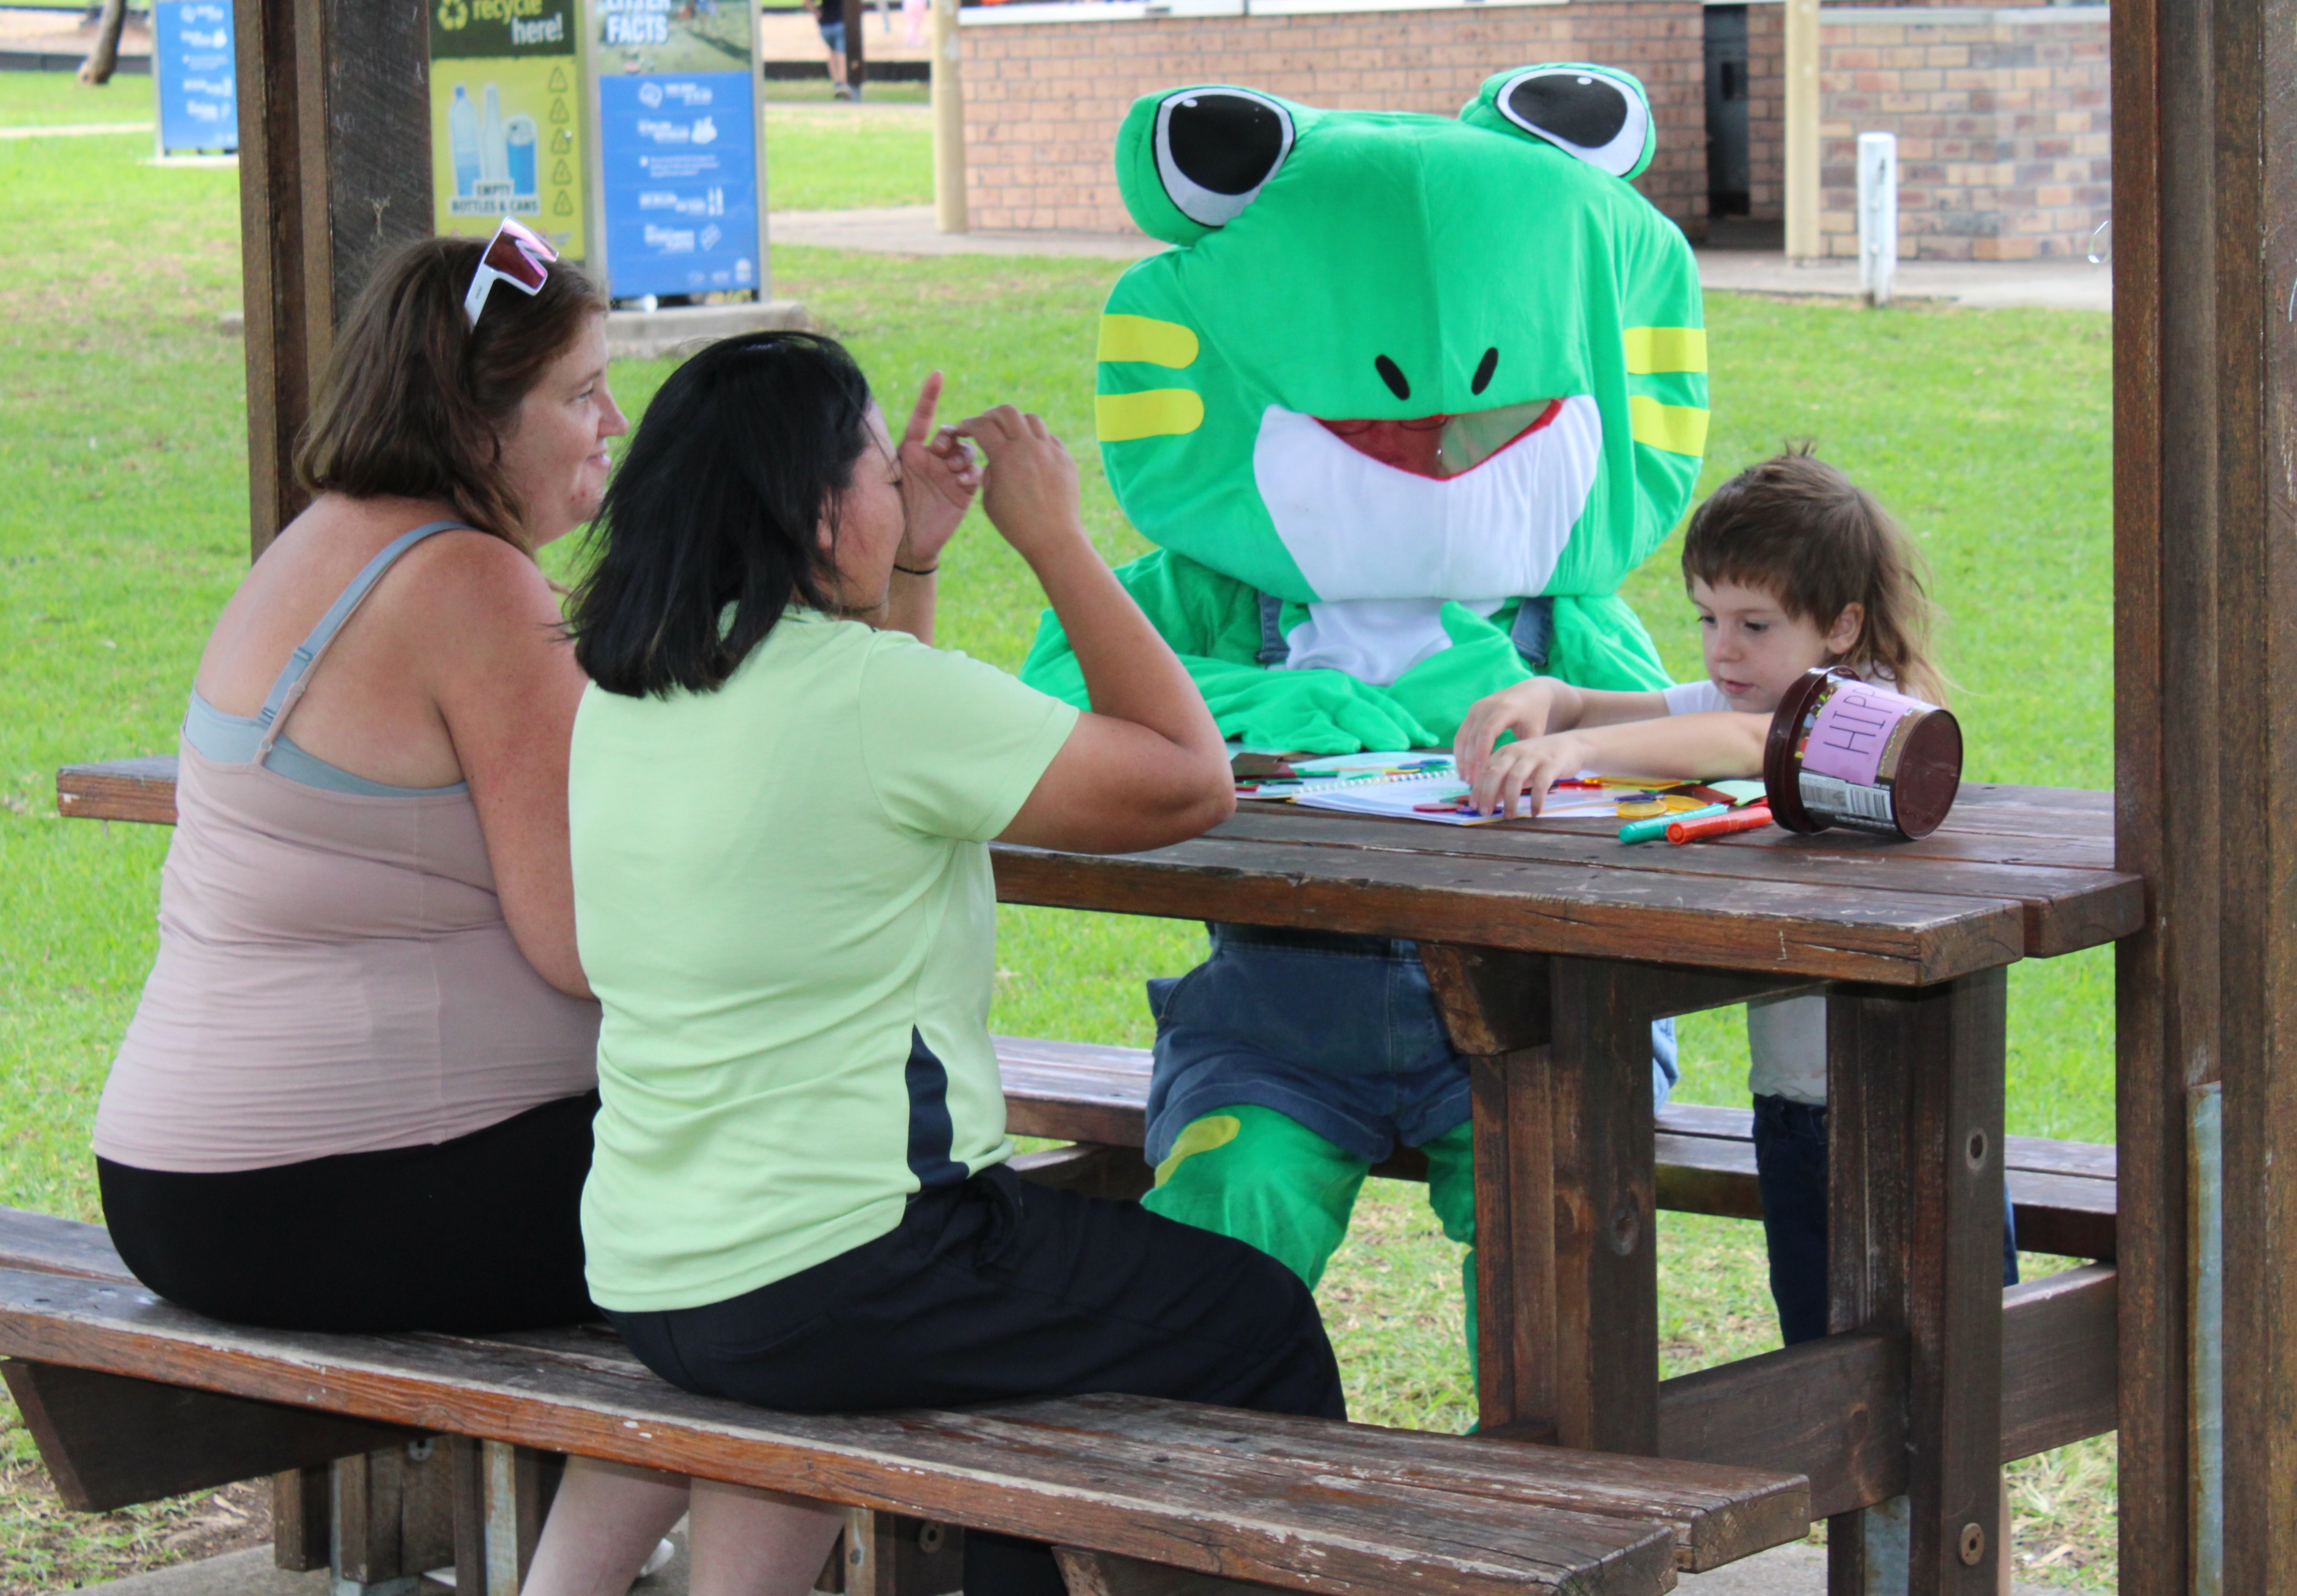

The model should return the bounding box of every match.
[98,1092,600,1334]
[611,1162,1346,1596]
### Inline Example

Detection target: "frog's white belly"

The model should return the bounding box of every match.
[1251,393,1602,686]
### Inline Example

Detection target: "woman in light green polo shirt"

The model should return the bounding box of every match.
[566,333,1344,1596]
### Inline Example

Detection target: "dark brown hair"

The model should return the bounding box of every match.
[295,235,607,546]
[1680,447,1947,704]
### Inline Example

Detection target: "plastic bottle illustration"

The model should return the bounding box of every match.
[506,115,538,199]
[480,82,509,192]
[449,84,480,198]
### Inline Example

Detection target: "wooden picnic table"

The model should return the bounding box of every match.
[56,760,2135,1595]
[989,780,2139,1596]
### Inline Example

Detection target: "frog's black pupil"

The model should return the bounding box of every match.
[1506,74,1629,149]
[1168,94,1287,197]
[1375,355,1411,402]
[1472,347,1500,395]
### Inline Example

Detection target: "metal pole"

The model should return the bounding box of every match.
[931,0,966,232]
[1855,130,1896,307]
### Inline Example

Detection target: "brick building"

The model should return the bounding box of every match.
[955,0,2109,261]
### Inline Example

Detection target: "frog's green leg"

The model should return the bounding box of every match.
[1143,1104,1370,1290]
[1421,1121,1481,1398]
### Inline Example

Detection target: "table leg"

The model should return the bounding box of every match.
[1459,955,1659,1453]
[1824,971,2007,1596]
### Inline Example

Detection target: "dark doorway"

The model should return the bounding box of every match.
[1704,4,1751,219]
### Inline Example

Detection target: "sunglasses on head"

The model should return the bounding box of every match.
[463,217,558,327]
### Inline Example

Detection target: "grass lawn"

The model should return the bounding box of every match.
[0,73,2115,1590]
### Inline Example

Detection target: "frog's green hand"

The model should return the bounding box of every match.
[1548,593,1671,691]
[1383,603,1534,747]
[1018,548,1436,753]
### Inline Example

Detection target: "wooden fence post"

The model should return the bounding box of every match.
[2115,0,2297,1581]
[232,0,433,558]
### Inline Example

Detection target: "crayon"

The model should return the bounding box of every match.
[1619,803,1726,844]
[1667,804,1774,845]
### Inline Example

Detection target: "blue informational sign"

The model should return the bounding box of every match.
[152,0,237,156]
[595,71,760,300]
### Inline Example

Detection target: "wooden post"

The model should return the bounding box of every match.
[1782,0,1820,259]
[930,0,966,232]
[2113,0,2297,1580]
[233,0,433,558]
[843,0,866,101]
[1822,976,2006,1596]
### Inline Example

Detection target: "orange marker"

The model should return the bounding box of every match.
[1667,804,1773,845]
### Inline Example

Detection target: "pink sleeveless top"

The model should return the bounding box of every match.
[93,523,600,1174]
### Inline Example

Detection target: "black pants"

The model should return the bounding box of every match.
[611,1163,1346,1596]
[98,1092,600,1334]
[1752,1093,2020,1346]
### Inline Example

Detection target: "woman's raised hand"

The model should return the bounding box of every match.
[894,372,980,571]
[954,406,1085,561]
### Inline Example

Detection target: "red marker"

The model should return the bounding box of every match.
[1667,804,1774,845]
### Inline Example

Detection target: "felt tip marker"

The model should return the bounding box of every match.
[1618,803,1727,844]
[1667,804,1774,845]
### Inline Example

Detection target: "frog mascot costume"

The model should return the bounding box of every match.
[1019,66,1708,1356]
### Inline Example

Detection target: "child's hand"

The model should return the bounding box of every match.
[1454,677,1565,783]
[894,372,978,572]
[1465,730,1591,819]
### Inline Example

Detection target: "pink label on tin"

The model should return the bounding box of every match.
[1802,681,1928,787]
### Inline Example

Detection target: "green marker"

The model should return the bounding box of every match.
[1618,803,1727,844]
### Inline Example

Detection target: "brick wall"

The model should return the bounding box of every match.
[1743,3,2109,259]
[959,2,1710,235]
[1743,0,1783,220]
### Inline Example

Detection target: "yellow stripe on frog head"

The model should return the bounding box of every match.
[1097,389,1205,442]
[1098,314,1200,368]
[1622,326,1708,374]
[1629,394,1709,456]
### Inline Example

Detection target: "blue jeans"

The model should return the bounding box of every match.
[1145,924,1678,1165]
[1752,1094,2020,1345]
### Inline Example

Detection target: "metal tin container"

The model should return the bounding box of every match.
[1762,666,1962,839]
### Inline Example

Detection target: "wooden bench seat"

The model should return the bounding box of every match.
[0,1207,1812,1596]
[994,1036,2118,1261]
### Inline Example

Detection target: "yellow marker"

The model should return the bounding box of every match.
[1622,326,1708,375]
[1098,314,1200,369]
[1097,389,1205,442]
[1153,1114,1242,1186]
[1628,394,1709,456]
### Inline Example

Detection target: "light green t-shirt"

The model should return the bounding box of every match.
[569,611,1080,1313]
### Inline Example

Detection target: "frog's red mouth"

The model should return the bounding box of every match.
[1315,398,1565,480]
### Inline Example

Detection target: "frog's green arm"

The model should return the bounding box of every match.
[1018,548,1440,753]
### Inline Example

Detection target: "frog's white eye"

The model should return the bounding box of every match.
[1494,67,1648,179]
[1153,88,1295,228]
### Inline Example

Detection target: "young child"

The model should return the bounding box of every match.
[1455,448,2014,1344]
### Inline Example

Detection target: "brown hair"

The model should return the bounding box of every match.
[1680,447,1947,704]
[295,236,607,547]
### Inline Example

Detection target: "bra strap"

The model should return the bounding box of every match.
[253,520,475,760]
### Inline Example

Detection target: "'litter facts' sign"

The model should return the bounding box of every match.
[592,0,764,301]
[430,0,586,258]
[152,0,236,156]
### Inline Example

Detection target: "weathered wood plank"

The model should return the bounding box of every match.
[0,1269,1687,1596]
[0,1206,134,1283]
[1211,812,2137,961]
[1999,1265,2116,1463]
[992,840,2027,987]
[54,758,180,827]
[0,1361,411,1512]
[987,1393,1809,1575]
[1656,1332,1907,1521]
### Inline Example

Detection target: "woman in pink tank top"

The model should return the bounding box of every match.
[93,234,842,1596]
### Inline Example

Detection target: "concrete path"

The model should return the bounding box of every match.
[767,204,2111,311]
[69,1532,2078,1596]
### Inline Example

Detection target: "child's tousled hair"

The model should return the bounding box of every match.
[1680,446,1947,705]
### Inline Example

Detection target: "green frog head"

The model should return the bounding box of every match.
[1095,67,1707,686]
